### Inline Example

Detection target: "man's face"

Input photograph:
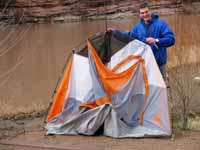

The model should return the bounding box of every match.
[139,7,151,22]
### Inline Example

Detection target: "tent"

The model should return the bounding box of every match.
[46,32,171,138]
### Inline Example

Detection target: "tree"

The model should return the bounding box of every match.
[168,47,200,129]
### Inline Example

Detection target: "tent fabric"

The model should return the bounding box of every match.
[46,37,171,138]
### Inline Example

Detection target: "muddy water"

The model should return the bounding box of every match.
[0,14,200,116]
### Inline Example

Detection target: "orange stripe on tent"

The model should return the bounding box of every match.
[139,59,149,125]
[112,55,142,72]
[47,57,73,122]
[87,40,141,96]
[95,48,149,125]
[87,40,150,115]
[141,59,149,98]
[111,54,149,126]
[111,55,149,101]
[80,96,111,109]
[102,64,139,96]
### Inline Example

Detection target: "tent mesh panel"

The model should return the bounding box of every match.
[77,32,129,64]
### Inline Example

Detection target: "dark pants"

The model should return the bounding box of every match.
[159,65,166,79]
[159,65,169,88]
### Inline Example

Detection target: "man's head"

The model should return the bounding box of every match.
[139,2,151,23]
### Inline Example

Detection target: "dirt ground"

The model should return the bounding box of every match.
[0,113,200,150]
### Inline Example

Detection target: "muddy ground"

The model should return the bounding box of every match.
[0,112,199,150]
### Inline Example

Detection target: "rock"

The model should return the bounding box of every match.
[14,113,26,120]
[0,0,198,23]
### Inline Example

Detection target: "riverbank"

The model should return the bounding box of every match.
[1,1,200,24]
[1,109,199,140]
[0,112,200,150]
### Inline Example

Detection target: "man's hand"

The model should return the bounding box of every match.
[146,37,157,44]
[106,28,115,33]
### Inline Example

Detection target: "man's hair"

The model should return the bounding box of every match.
[139,2,149,10]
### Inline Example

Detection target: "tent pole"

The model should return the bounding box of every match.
[104,1,108,31]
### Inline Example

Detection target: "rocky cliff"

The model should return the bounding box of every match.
[0,0,200,23]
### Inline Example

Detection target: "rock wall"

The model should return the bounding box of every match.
[0,0,199,23]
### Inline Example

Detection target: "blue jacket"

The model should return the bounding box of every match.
[113,14,175,66]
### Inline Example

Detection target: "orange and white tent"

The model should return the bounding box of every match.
[46,33,171,138]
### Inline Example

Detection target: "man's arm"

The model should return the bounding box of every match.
[109,29,135,43]
[156,21,175,47]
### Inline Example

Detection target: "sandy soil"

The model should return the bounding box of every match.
[0,114,199,150]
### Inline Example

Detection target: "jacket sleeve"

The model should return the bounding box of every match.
[112,29,135,43]
[157,21,175,47]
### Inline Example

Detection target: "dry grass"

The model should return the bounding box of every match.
[173,115,200,131]
[188,116,200,130]
[168,44,200,129]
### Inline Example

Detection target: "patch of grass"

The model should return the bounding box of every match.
[188,116,200,130]
[173,115,200,131]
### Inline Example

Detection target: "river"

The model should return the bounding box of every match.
[0,14,200,116]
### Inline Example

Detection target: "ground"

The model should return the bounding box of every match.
[0,114,199,150]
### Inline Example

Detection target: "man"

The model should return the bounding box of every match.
[108,2,175,79]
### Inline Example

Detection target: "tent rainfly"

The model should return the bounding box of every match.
[46,32,171,138]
